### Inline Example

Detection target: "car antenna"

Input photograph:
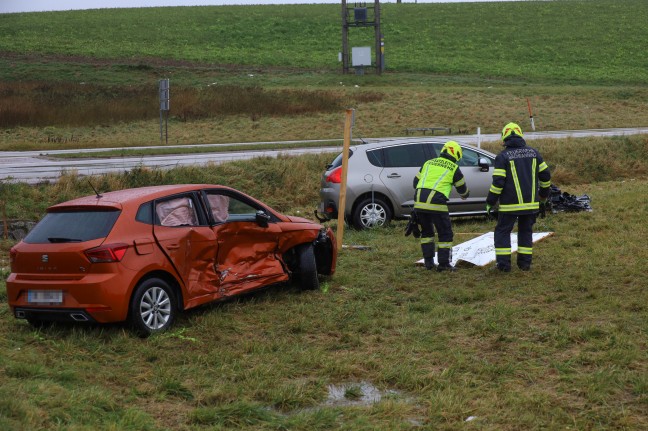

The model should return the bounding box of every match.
[88,180,103,199]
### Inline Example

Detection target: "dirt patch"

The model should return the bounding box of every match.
[0,50,318,74]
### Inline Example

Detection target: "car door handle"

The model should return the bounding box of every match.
[386,173,401,178]
[165,243,180,250]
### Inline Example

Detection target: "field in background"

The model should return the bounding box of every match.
[2,1,647,83]
[1,0,648,150]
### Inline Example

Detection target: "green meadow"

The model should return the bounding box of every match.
[0,149,646,430]
[0,0,647,429]
[2,0,647,83]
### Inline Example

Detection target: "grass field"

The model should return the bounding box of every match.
[0,174,646,430]
[0,138,647,429]
[2,1,647,83]
[0,0,647,429]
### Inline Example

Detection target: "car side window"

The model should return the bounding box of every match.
[459,147,488,167]
[204,191,259,223]
[366,149,384,167]
[431,143,491,167]
[136,202,153,224]
[383,144,427,168]
[425,143,439,159]
[155,195,199,227]
[205,193,230,223]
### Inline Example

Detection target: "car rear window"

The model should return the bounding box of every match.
[327,150,354,170]
[24,210,121,244]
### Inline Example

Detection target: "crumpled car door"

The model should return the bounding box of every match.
[152,196,219,302]
[154,226,217,298]
[211,221,288,297]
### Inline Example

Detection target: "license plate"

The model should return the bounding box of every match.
[27,290,63,304]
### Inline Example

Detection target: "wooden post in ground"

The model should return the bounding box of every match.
[336,109,354,251]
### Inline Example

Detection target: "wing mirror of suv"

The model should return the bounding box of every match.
[255,210,271,227]
[478,157,490,172]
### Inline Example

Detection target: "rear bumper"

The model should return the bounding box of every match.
[6,270,135,323]
[13,307,97,323]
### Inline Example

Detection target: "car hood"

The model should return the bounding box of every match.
[286,215,318,224]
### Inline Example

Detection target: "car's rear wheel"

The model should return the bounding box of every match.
[129,277,176,337]
[297,243,319,291]
[352,197,392,230]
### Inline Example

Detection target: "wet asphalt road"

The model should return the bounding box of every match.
[2,127,647,184]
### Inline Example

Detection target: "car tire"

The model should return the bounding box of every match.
[352,197,392,230]
[129,277,177,337]
[297,243,319,291]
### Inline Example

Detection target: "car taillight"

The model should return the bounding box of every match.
[326,166,342,184]
[84,243,129,263]
[9,247,17,264]
[9,247,18,272]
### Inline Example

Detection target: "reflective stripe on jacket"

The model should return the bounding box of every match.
[486,136,551,214]
[413,154,469,212]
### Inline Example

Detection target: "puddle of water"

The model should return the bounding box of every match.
[325,381,399,407]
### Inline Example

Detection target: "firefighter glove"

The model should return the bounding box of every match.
[404,218,421,238]
[486,203,494,221]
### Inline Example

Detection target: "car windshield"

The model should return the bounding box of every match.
[24,210,121,244]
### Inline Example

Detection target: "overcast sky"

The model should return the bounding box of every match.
[1,0,517,14]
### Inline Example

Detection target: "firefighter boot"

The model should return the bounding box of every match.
[436,247,456,272]
[421,242,436,270]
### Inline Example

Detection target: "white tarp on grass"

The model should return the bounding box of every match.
[416,232,554,267]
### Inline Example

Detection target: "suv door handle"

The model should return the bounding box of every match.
[386,173,401,178]
[165,243,180,250]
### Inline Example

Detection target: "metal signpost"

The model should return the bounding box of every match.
[159,79,170,145]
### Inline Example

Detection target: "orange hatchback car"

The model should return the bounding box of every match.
[7,184,337,336]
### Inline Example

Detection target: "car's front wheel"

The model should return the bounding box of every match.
[352,197,392,230]
[129,277,177,337]
[296,243,319,291]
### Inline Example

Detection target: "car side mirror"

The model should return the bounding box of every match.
[255,210,271,227]
[478,157,490,172]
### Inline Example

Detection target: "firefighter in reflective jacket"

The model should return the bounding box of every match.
[413,141,469,271]
[486,122,552,272]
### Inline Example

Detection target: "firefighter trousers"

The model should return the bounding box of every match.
[494,213,535,270]
[417,210,454,268]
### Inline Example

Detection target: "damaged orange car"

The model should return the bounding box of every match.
[6,184,337,336]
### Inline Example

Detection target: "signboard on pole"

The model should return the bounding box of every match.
[159,78,170,111]
[159,79,170,144]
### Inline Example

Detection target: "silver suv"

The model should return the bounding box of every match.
[316,138,497,229]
